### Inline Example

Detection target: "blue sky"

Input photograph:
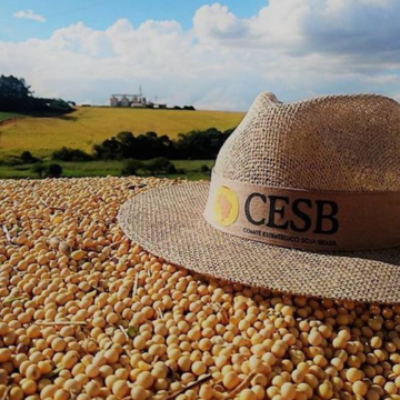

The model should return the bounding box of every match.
[0,0,266,41]
[1,0,400,110]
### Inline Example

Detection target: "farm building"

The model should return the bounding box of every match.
[109,88,167,109]
[109,96,119,107]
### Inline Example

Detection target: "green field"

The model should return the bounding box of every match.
[0,160,215,180]
[0,107,244,157]
[0,112,27,123]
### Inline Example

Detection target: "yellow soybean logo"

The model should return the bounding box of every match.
[213,186,239,227]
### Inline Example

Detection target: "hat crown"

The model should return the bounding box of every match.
[215,92,400,191]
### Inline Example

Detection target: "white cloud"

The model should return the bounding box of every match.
[194,0,400,60]
[3,1,400,110]
[13,9,46,23]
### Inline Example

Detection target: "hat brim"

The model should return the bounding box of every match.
[118,181,400,303]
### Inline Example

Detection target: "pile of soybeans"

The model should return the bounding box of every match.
[1,177,400,400]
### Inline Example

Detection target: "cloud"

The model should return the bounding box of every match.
[194,0,400,60]
[13,9,46,23]
[3,1,400,110]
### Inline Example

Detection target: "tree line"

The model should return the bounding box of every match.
[53,127,235,161]
[0,75,73,114]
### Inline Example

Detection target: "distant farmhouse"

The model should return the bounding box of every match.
[109,87,166,109]
[109,87,195,110]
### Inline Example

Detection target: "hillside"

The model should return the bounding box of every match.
[0,107,244,157]
[0,112,27,123]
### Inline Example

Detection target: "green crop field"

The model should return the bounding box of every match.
[0,160,215,180]
[0,107,244,157]
[0,112,27,123]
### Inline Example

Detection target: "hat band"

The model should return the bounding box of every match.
[203,170,400,252]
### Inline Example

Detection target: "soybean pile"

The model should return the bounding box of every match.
[1,178,400,400]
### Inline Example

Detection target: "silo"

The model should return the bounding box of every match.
[120,96,130,107]
[109,96,119,107]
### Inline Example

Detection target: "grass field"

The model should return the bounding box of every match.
[0,112,27,123]
[0,107,244,157]
[0,160,215,180]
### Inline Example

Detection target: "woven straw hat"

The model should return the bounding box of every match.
[119,92,400,303]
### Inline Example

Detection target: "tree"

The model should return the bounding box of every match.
[121,159,144,176]
[20,151,39,164]
[0,75,33,112]
[0,75,73,114]
[0,75,31,99]
[147,158,177,174]
[32,163,63,178]
[32,163,46,178]
[47,163,63,178]
[93,138,124,160]
[175,128,231,159]
[52,147,92,161]
[117,131,135,143]
[93,127,235,161]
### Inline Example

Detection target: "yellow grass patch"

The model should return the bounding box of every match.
[0,107,244,156]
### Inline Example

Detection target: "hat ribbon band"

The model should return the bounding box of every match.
[203,170,400,252]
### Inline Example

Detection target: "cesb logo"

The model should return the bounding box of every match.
[213,185,239,227]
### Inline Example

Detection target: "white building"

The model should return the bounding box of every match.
[109,96,119,107]
[120,96,130,107]
[109,89,166,109]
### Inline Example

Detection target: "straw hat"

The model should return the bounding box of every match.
[119,92,400,303]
